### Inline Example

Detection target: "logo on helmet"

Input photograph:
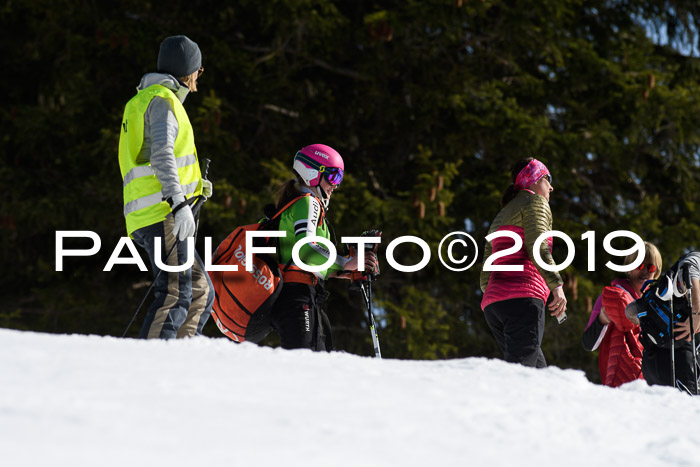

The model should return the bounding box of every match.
[314,151,329,160]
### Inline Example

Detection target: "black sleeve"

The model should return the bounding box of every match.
[582,318,607,352]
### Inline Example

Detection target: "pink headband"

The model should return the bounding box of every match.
[514,159,550,190]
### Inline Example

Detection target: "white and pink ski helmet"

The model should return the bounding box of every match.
[293,144,344,187]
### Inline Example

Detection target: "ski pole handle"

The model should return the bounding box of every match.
[202,158,211,180]
[193,158,211,236]
[193,158,212,216]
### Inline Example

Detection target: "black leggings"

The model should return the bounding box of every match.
[484,297,547,368]
[269,283,333,351]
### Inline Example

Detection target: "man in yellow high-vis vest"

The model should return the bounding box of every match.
[118,35,214,339]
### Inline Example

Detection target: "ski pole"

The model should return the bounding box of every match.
[194,158,211,241]
[121,234,178,338]
[121,159,211,338]
[368,279,381,358]
[360,275,381,358]
[685,266,698,395]
[690,288,698,395]
[671,296,677,389]
[696,339,700,396]
[691,299,698,397]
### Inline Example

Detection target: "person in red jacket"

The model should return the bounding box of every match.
[582,241,662,386]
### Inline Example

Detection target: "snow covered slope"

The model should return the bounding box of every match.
[1,328,699,467]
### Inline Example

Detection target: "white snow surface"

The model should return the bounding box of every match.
[2,329,700,467]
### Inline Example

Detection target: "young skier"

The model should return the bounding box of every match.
[269,144,378,350]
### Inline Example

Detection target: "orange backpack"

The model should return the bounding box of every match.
[209,195,313,343]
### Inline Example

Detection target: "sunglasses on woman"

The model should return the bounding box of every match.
[636,263,658,273]
[320,166,343,186]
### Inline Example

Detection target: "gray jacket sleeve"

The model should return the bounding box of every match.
[679,252,700,282]
[145,97,183,201]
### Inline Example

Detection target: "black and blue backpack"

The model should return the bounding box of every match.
[636,269,691,349]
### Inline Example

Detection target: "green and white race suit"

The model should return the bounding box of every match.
[277,188,349,280]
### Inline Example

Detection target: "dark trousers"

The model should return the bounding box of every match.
[132,216,214,339]
[642,343,697,392]
[484,297,547,368]
[270,283,332,351]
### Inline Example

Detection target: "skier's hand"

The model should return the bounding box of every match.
[625,302,640,325]
[548,286,567,318]
[171,195,195,241]
[345,250,378,273]
[674,316,700,341]
[366,250,379,274]
[202,179,213,199]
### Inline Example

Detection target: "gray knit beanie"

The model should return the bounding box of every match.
[157,35,202,78]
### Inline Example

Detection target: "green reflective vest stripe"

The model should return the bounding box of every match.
[118,85,202,236]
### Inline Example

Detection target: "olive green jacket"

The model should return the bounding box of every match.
[480,190,563,295]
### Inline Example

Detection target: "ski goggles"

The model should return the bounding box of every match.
[320,166,344,185]
[636,263,658,273]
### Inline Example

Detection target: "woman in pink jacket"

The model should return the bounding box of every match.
[480,158,567,368]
